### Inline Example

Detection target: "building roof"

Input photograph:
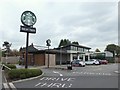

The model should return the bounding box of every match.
[20,43,91,54]
[55,44,91,49]
[20,44,38,53]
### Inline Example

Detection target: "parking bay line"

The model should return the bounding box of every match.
[73,72,111,76]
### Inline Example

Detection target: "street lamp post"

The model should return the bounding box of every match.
[46,39,51,68]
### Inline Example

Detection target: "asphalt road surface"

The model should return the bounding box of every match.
[13,64,119,88]
[0,64,2,90]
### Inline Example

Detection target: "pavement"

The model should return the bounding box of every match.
[16,64,69,70]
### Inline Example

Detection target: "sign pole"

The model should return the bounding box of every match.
[25,32,29,69]
[20,11,37,69]
[46,39,51,68]
[48,46,49,68]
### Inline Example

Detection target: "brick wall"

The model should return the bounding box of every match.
[34,54,45,66]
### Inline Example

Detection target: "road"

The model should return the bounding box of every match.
[0,64,2,90]
[13,64,118,88]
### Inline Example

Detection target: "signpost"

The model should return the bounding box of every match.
[46,39,51,68]
[20,11,37,69]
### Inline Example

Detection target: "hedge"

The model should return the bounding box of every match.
[4,64,16,69]
[8,69,42,80]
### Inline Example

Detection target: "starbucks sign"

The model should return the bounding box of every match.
[20,11,37,69]
[21,11,37,27]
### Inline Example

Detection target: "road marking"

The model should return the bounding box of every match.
[86,66,100,68]
[53,71,63,76]
[68,84,72,88]
[9,83,17,90]
[114,71,119,74]
[104,73,111,76]
[39,77,75,82]
[93,68,102,71]
[35,82,73,88]
[35,82,41,87]
[3,83,9,89]
[89,72,95,75]
[72,72,111,76]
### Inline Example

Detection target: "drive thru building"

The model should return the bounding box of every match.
[55,44,91,65]
[20,43,91,66]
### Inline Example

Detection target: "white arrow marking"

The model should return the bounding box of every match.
[53,71,63,76]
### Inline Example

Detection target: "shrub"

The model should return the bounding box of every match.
[20,74,26,79]
[8,69,42,80]
[5,64,16,69]
[8,69,20,79]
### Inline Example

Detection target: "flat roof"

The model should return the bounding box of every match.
[55,44,91,49]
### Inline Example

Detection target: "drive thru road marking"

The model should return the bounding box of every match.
[53,71,63,76]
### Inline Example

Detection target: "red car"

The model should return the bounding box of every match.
[99,60,108,64]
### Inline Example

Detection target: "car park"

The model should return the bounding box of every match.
[85,59,100,65]
[71,59,85,67]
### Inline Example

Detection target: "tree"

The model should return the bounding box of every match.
[9,49,20,56]
[105,44,120,57]
[58,39,71,47]
[58,39,64,47]
[0,48,2,57]
[72,41,79,45]
[58,39,80,47]
[116,46,120,57]
[2,41,12,56]
[95,48,101,52]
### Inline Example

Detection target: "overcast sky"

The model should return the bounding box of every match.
[0,0,118,52]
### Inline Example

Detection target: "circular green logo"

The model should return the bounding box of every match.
[21,11,37,27]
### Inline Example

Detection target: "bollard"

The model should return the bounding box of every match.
[67,66,72,70]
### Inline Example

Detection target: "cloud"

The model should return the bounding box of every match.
[0,0,118,51]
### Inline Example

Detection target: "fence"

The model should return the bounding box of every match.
[1,56,20,64]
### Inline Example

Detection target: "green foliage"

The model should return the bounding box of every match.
[8,69,42,80]
[105,44,120,57]
[105,44,116,53]
[5,64,16,69]
[106,57,114,63]
[0,48,2,57]
[90,53,105,60]
[58,39,71,47]
[72,41,79,45]
[2,41,12,54]
[2,51,6,57]
[58,39,80,47]
[95,48,101,52]
[20,74,26,79]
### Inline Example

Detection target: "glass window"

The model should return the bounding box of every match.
[78,48,83,52]
[71,46,74,50]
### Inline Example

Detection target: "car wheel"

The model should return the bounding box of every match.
[79,64,81,67]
